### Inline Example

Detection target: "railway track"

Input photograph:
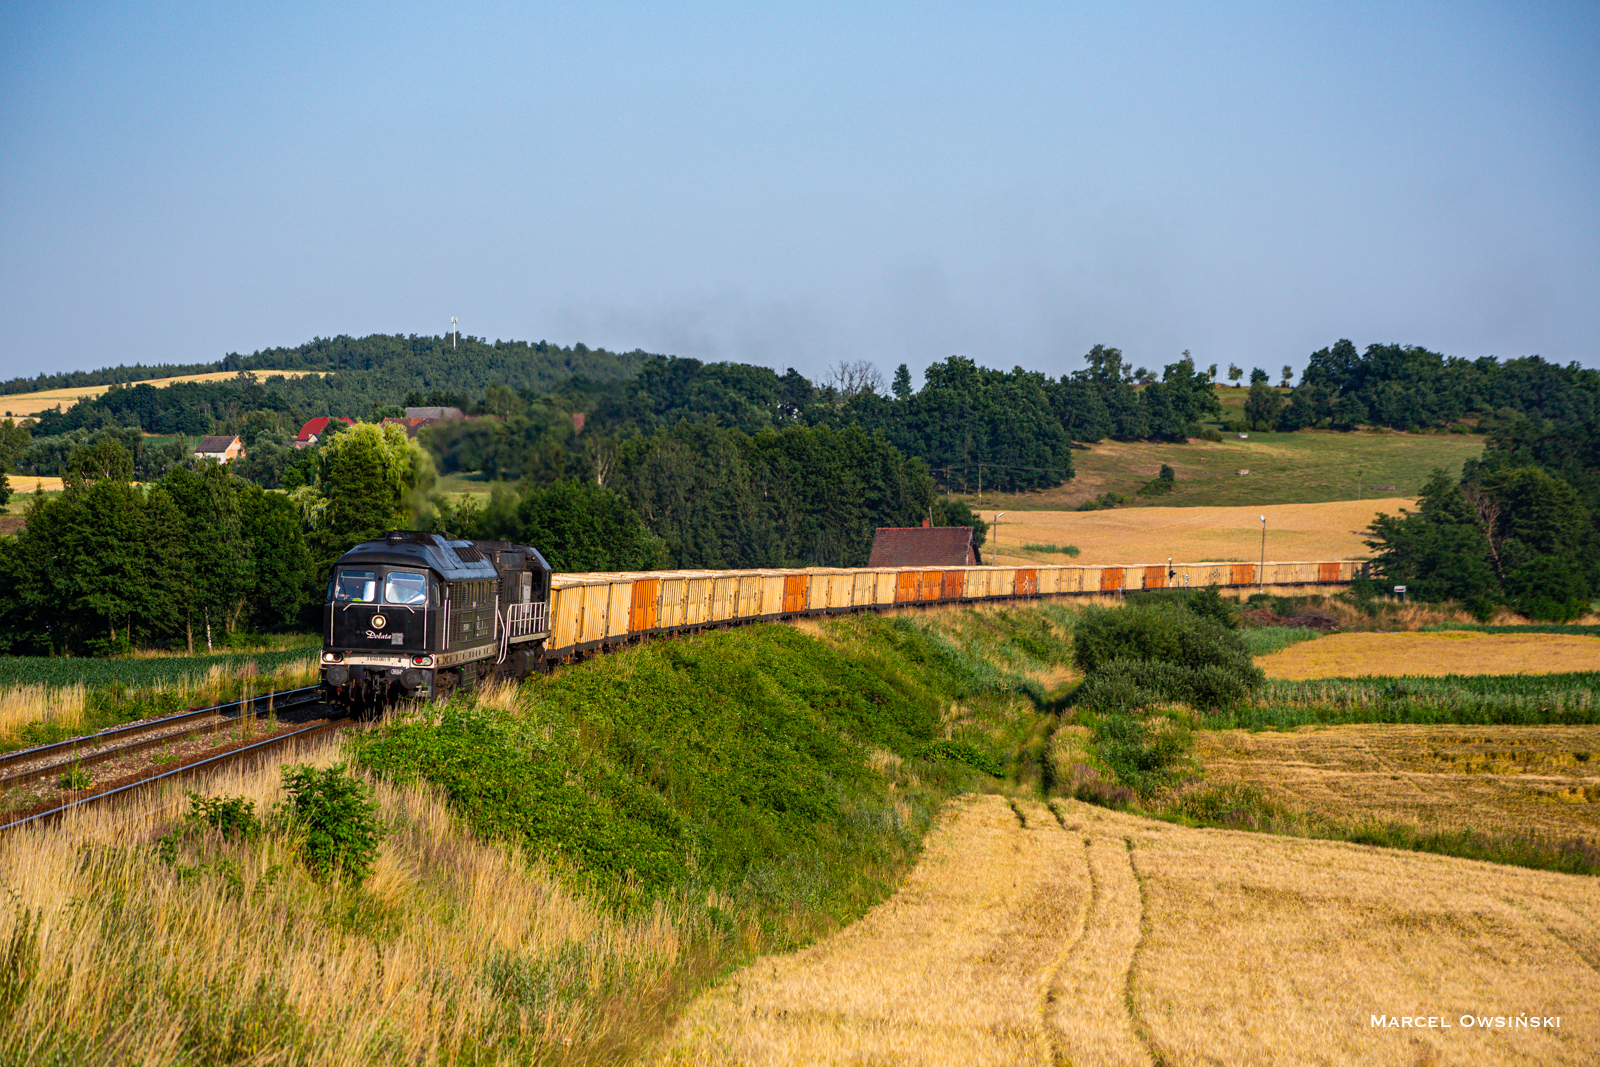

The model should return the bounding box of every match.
[0,687,350,833]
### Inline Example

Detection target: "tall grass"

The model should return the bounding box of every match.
[0,646,316,689]
[1238,626,1321,657]
[0,744,705,1066]
[1021,542,1081,556]
[0,653,318,749]
[1420,622,1600,636]
[1217,671,1600,729]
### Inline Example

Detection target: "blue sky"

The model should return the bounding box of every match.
[2,1,1596,384]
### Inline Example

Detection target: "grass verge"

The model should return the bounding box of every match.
[0,650,320,751]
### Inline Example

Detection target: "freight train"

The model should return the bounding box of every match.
[319,530,1366,711]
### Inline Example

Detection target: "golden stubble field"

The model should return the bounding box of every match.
[651,794,1598,1066]
[1257,631,1600,679]
[0,370,318,417]
[981,498,1408,566]
[1196,724,1600,840]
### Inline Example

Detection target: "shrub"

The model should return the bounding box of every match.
[1072,602,1263,712]
[280,764,386,884]
[1058,762,1135,807]
[1092,714,1191,795]
[916,739,1005,777]
[1072,604,1256,678]
[187,793,263,842]
[1184,586,1238,629]
[1076,658,1261,713]
[1505,557,1590,623]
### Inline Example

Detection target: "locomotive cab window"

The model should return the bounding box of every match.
[335,570,379,603]
[384,570,428,605]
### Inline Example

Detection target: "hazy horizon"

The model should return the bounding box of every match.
[3,2,1596,386]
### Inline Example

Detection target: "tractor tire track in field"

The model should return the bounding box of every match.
[650,795,1162,1067]
[1038,801,1094,1067]
[656,792,1600,1066]
[1042,829,1153,1067]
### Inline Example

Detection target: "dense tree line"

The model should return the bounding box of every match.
[425,348,1223,498]
[1273,339,1599,433]
[599,420,938,568]
[1364,417,1599,620]
[0,457,315,655]
[12,336,1238,496]
[0,424,435,654]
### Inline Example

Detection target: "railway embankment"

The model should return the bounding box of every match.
[0,606,1076,1065]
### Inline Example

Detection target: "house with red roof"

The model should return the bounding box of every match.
[293,416,356,449]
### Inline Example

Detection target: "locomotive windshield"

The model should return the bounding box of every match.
[384,570,428,605]
[335,569,378,603]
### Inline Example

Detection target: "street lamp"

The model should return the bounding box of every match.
[1259,514,1267,593]
[993,512,1005,555]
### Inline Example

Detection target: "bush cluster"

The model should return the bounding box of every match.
[1072,599,1261,713]
[154,765,386,890]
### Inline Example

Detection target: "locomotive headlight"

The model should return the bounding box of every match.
[322,652,344,663]
[411,655,433,667]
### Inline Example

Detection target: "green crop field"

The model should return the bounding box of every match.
[972,427,1484,511]
[0,647,317,691]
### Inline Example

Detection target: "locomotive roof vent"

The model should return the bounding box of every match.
[382,530,436,545]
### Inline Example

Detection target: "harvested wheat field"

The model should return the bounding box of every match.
[1258,631,1600,679]
[651,794,1598,1066]
[1195,724,1600,839]
[981,498,1407,567]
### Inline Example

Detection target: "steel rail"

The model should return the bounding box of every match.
[0,689,325,792]
[0,712,350,834]
[0,685,322,772]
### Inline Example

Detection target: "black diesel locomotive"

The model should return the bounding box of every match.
[320,531,552,710]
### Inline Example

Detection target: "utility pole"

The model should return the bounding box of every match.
[1358,468,1363,500]
[1259,514,1267,593]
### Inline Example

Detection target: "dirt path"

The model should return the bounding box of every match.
[651,795,1600,1066]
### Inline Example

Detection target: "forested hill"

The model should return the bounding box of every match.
[0,333,647,398]
[22,335,650,436]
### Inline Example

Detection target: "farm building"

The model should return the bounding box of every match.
[867,521,983,567]
[293,416,356,449]
[193,435,245,463]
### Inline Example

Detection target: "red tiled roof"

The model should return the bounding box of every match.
[381,416,440,438]
[867,526,980,567]
[295,416,355,441]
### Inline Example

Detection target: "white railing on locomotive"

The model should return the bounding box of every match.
[505,599,548,637]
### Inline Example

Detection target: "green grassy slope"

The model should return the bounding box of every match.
[975,429,1484,510]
